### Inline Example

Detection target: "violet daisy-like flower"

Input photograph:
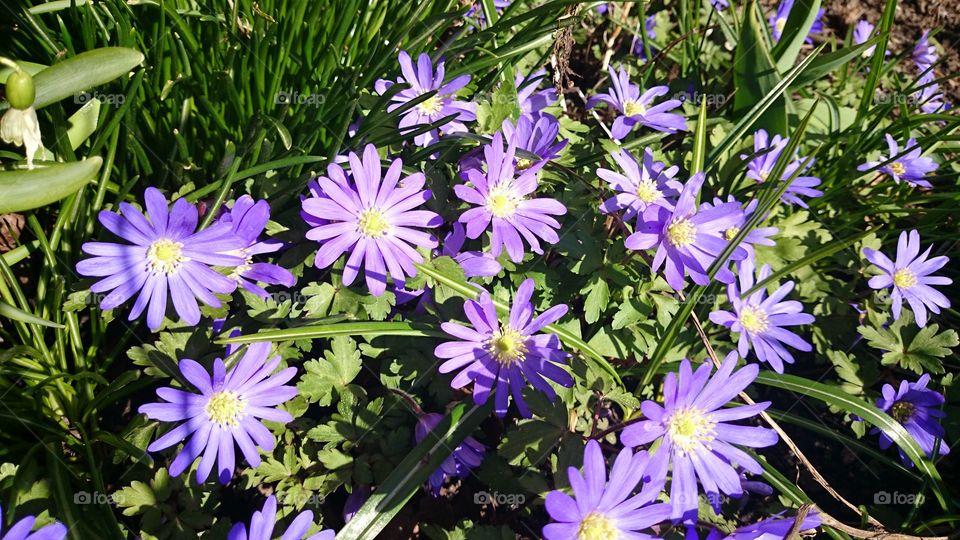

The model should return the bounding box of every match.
[302,144,442,296]
[913,75,949,114]
[443,222,502,278]
[434,278,572,417]
[0,506,67,540]
[139,342,297,484]
[598,147,681,221]
[724,510,821,539]
[873,373,950,466]
[621,352,779,522]
[543,440,671,540]
[415,413,485,494]
[626,173,745,290]
[76,187,245,331]
[514,69,557,115]
[742,129,823,208]
[587,65,687,140]
[853,20,886,58]
[374,51,476,147]
[709,257,814,373]
[700,197,778,258]
[501,112,568,170]
[857,135,937,188]
[770,0,823,43]
[218,195,296,299]
[455,132,566,263]
[228,496,334,540]
[863,229,951,327]
[913,30,938,75]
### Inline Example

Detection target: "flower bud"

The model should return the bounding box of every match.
[5,70,36,110]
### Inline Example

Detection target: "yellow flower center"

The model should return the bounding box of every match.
[889,162,906,176]
[358,208,391,238]
[486,185,520,218]
[666,218,696,247]
[205,391,246,427]
[516,157,535,171]
[623,100,646,117]
[416,94,442,115]
[666,407,715,455]
[893,268,917,289]
[635,179,662,203]
[724,226,741,241]
[891,401,915,423]
[775,17,787,35]
[578,512,619,540]
[739,304,769,333]
[759,170,770,182]
[146,238,186,275]
[486,327,527,365]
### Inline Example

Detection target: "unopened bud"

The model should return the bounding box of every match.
[5,70,36,110]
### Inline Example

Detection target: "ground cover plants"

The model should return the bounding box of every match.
[0,0,957,538]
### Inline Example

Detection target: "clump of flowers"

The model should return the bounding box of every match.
[218,195,296,298]
[742,129,822,208]
[598,147,681,221]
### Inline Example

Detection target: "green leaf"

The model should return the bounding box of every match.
[858,314,957,375]
[733,0,785,135]
[219,321,446,344]
[0,158,102,213]
[336,403,492,540]
[30,48,144,109]
[581,275,610,325]
[770,0,822,73]
[790,37,880,88]
[297,336,363,406]
[0,300,63,328]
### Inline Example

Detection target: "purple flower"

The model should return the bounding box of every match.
[631,15,658,59]
[625,173,745,290]
[443,222,502,278]
[621,352,779,522]
[913,31,938,75]
[415,413,485,494]
[598,147,681,221]
[302,144,442,296]
[543,440,671,540]
[374,51,476,147]
[455,132,566,263]
[587,66,687,140]
[228,496,334,540]
[0,506,67,540]
[742,129,823,208]
[724,510,821,539]
[139,342,297,484]
[218,195,296,299]
[501,112,568,169]
[857,134,937,188]
[853,20,877,57]
[77,187,245,331]
[709,257,814,373]
[913,75,949,114]
[873,373,950,466]
[464,0,511,20]
[710,0,729,10]
[342,486,371,523]
[699,197,778,258]
[863,230,951,327]
[770,0,824,43]
[514,69,557,115]
[434,278,572,417]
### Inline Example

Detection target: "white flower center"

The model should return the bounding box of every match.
[635,179,662,203]
[666,407,715,455]
[486,327,527,365]
[666,218,697,247]
[146,238,187,275]
[205,390,246,427]
[739,304,769,333]
[893,268,917,289]
[357,208,391,238]
[578,512,619,540]
[623,100,646,117]
[485,185,520,218]
[416,94,443,115]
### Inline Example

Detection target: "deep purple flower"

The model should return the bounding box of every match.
[770,0,823,43]
[913,31,938,75]
[631,15,658,59]
[742,129,823,208]
[228,496,334,540]
[302,144,442,296]
[598,147,681,221]
[621,352,779,522]
[455,132,566,263]
[857,134,937,188]
[724,510,821,539]
[515,69,557,115]
[139,342,297,484]
[77,187,245,331]
[587,66,687,140]
[434,278,572,417]
[700,197,778,258]
[415,413,485,494]
[218,195,296,299]
[709,257,814,373]
[914,75,948,114]
[0,506,67,540]
[543,440,671,540]
[873,373,950,466]
[342,486,371,523]
[625,173,745,290]
[501,112,568,169]
[863,230,951,327]
[374,51,476,147]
